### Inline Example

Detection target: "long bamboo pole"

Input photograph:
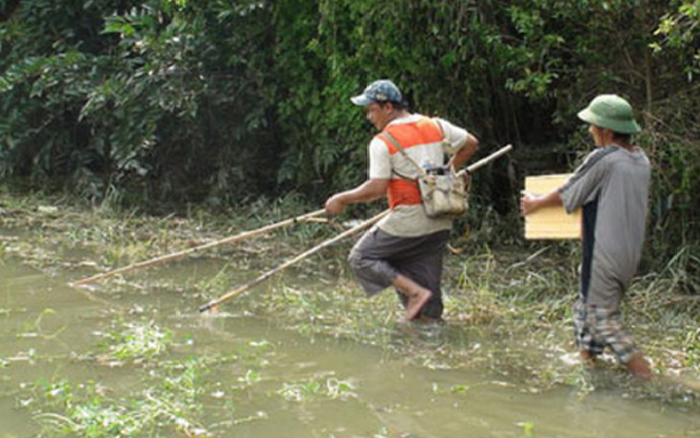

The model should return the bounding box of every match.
[70,209,327,287]
[198,144,514,313]
[198,209,390,313]
[458,144,513,177]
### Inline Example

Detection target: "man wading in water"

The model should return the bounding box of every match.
[521,94,652,379]
[325,79,479,321]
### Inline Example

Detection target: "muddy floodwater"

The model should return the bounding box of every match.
[1,243,699,437]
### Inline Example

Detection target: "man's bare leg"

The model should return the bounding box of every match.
[393,274,432,320]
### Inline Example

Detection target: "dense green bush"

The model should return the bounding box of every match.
[0,0,698,271]
[0,0,281,205]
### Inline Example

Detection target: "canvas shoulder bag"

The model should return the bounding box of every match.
[382,131,469,218]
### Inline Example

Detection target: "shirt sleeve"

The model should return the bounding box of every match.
[558,149,610,213]
[434,117,468,155]
[368,137,392,179]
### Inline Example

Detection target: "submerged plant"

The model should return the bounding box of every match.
[17,308,67,340]
[277,376,356,402]
[98,320,173,364]
[32,359,213,437]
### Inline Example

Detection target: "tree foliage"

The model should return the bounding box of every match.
[0,0,698,269]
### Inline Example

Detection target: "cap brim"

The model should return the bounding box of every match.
[350,94,372,106]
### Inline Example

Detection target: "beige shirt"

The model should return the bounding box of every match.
[368,114,469,237]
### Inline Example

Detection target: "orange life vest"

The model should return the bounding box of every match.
[376,117,444,209]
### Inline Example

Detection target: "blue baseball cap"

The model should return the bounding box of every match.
[350,79,403,106]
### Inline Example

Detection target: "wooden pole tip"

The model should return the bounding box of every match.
[199,302,215,313]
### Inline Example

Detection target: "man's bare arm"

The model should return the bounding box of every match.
[448,133,479,169]
[325,179,389,215]
[520,189,563,215]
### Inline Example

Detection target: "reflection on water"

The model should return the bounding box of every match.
[1,257,699,438]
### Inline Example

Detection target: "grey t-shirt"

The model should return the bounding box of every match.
[559,145,651,307]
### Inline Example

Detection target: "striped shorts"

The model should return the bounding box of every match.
[572,298,638,364]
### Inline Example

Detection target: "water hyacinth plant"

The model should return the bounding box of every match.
[98,321,173,365]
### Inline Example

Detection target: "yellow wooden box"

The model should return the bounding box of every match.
[524,173,581,240]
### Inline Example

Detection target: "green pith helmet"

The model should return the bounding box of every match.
[577,94,641,134]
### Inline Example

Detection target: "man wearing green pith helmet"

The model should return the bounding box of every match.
[520,94,652,379]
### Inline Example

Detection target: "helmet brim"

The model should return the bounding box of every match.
[577,108,641,134]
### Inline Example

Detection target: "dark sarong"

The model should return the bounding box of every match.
[347,227,450,319]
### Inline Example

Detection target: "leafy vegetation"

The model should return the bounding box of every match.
[31,358,214,437]
[0,1,698,272]
[99,321,173,364]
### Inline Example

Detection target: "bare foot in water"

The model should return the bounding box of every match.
[392,274,432,320]
[626,352,652,380]
[579,350,597,367]
[404,288,432,320]
[412,315,445,325]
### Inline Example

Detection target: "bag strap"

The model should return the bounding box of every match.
[431,119,461,176]
[381,131,428,177]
